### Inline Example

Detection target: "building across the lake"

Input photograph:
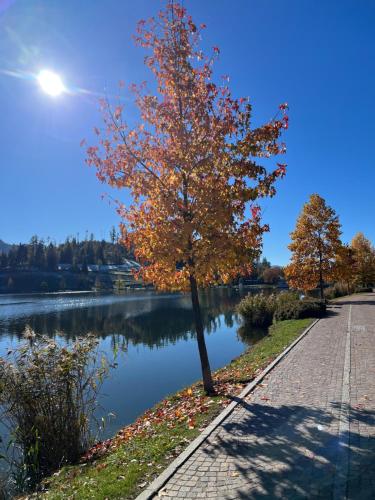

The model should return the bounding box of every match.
[57,260,141,273]
[56,260,144,290]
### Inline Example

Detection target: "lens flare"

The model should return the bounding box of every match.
[37,69,65,96]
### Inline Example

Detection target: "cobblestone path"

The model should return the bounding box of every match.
[152,293,375,499]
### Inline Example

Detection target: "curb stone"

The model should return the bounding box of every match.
[136,318,320,500]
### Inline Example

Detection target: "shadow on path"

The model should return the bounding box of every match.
[200,400,375,499]
[332,294,375,307]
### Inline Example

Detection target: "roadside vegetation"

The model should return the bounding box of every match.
[36,317,312,500]
[0,331,109,497]
[324,282,352,300]
[237,291,325,328]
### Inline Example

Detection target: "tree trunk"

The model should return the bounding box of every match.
[189,274,215,395]
[319,275,324,299]
[318,250,324,300]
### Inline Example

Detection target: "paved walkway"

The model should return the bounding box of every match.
[151,293,375,499]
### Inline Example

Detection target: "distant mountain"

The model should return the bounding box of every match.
[0,240,11,254]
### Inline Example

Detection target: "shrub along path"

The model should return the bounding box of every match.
[143,293,375,499]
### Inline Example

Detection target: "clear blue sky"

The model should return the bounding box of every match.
[1,0,374,265]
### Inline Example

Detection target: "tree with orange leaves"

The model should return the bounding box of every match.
[87,3,288,394]
[351,232,375,288]
[285,194,342,299]
[334,244,356,290]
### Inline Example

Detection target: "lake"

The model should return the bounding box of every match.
[0,288,263,444]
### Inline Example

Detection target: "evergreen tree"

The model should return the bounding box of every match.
[60,240,73,264]
[110,226,117,244]
[16,244,28,266]
[34,242,46,269]
[0,252,8,269]
[46,244,58,271]
[0,235,134,272]
[85,241,95,264]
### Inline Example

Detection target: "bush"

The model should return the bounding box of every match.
[238,291,327,328]
[274,292,326,321]
[324,282,351,300]
[356,287,373,293]
[298,297,326,318]
[273,291,301,321]
[0,328,109,493]
[236,293,276,328]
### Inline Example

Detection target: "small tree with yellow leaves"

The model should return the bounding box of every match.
[285,194,341,299]
[334,244,356,291]
[351,232,375,288]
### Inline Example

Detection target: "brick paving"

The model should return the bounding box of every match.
[347,295,375,498]
[151,293,375,499]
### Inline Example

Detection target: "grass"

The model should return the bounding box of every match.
[217,319,313,385]
[37,318,313,500]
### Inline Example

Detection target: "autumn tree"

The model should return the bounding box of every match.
[351,232,375,288]
[334,244,356,290]
[285,194,341,299]
[251,257,271,281]
[87,3,288,394]
[262,265,284,284]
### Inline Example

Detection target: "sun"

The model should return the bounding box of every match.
[37,69,65,97]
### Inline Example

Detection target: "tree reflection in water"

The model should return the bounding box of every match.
[0,288,269,349]
[0,287,271,446]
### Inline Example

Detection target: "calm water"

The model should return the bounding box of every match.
[0,288,262,442]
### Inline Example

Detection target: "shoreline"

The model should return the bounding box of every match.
[0,290,96,297]
[41,318,313,499]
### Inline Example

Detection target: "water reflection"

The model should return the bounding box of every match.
[0,287,267,440]
[0,288,243,349]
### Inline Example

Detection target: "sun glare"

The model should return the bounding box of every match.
[37,70,65,97]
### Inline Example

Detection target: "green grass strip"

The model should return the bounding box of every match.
[41,318,313,500]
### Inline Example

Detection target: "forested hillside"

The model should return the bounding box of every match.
[0,230,133,271]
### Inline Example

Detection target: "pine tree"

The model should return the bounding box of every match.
[46,244,58,271]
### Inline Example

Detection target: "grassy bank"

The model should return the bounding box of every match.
[38,318,313,500]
